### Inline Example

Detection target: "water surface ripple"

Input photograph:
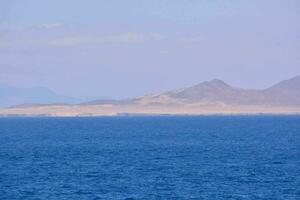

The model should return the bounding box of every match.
[0,116,299,199]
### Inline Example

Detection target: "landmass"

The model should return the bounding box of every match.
[1,76,300,117]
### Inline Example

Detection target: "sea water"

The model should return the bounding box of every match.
[0,116,299,199]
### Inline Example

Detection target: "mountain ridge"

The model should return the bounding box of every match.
[130,76,300,107]
[1,76,300,117]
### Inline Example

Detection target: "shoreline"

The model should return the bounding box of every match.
[1,104,300,118]
[1,112,300,118]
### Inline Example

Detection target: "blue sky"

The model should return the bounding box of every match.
[1,0,300,99]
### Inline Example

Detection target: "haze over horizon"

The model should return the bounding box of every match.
[1,0,300,99]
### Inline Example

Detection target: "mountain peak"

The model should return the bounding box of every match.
[195,79,231,89]
[267,75,300,92]
[288,75,300,82]
[209,79,228,85]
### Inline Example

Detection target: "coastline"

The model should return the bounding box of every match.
[1,104,300,117]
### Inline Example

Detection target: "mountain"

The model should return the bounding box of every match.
[132,76,300,107]
[267,76,300,92]
[1,76,299,116]
[263,76,300,106]
[0,84,80,108]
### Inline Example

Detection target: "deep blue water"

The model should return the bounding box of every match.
[0,116,300,200]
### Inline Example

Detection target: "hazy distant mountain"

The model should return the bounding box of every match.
[131,76,300,107]
[0,84,80,108]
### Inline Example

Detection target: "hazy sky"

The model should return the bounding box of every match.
[1,0,300,99]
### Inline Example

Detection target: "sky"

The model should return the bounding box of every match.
[0,0,300,99]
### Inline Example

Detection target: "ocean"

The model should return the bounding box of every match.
[0,116,299,199]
